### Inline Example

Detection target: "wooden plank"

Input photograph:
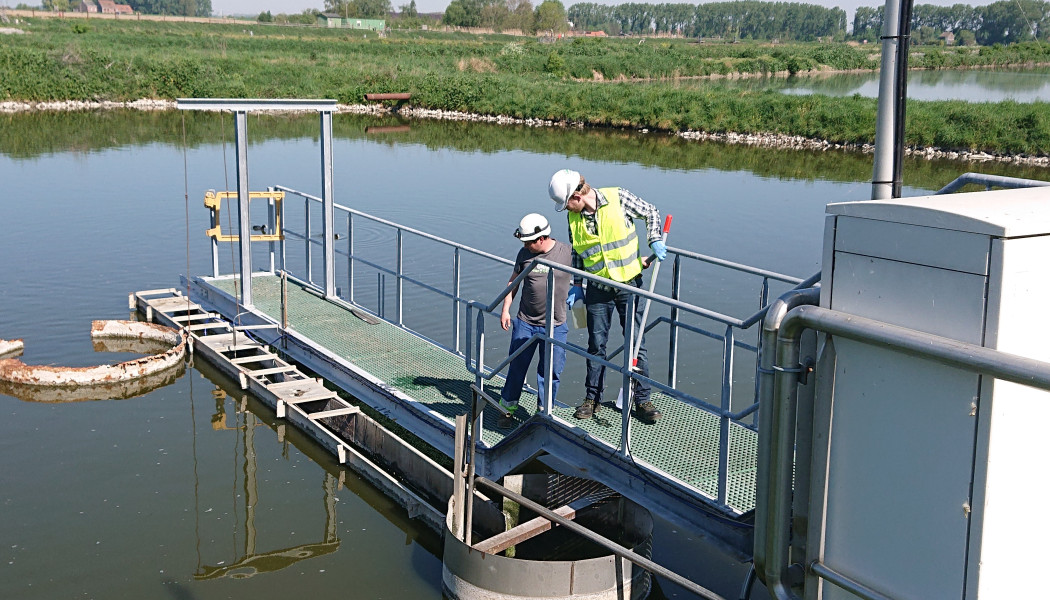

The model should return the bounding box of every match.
[308,406,360,420]
[170,312,218,323]
[146,296,200,312]
[267,380,336,403]
[197,333,261,352]
[473,504,582,555]
[364,92,411,101]
[282,392,338,406]
[186,322,231,332]
[248,365,297,376]
[196,333,237,346]
[135,288,179,297]
[230,353,278,365]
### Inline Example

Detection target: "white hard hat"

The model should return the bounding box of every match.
[549,169,581,212]
[515,213,551,242]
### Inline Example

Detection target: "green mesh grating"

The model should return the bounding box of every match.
[551,393,758,514]
[211,275,527,447]
[211,275,757,513]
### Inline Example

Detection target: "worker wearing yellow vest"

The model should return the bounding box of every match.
[549,169,667,424]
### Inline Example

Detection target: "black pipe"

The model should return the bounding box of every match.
[891,0,915,198]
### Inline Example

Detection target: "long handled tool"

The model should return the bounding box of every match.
[617,214,672,409]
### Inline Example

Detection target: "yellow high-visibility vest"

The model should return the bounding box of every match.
[568,187,642,283]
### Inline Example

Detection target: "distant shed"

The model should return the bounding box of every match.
[97,0,134,14]
[318,13,344,27]
[317,13,385,31]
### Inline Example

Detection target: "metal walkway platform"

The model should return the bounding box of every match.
[185,273,758,550]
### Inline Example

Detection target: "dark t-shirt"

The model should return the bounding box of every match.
[513,240,572,326]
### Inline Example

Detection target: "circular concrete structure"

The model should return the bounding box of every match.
[443,474,653,600]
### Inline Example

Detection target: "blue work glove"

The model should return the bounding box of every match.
[649,240,667,262]
[566,285,584,306]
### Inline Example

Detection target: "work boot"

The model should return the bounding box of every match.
[635,401,662,424]
[574,398,598,420]
[497,412,516,431]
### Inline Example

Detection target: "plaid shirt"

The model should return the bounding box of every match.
[568,187,662,285]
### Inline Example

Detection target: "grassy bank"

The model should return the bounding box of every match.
[2,18,1048,155]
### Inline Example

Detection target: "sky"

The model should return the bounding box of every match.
[210,0,995,23]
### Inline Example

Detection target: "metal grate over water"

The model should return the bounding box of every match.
[550,394,758,514]
[211,275,757,513]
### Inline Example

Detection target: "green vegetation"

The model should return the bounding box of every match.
[854,0,1049,45]
[43,0,215,17]
[571,1,847,40]
[1,18,1048,155]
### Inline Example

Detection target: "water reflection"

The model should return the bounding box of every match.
[2,109,1044,191]
[194,389,341,581]
[703,67,1050,103]
[186,358,443,589]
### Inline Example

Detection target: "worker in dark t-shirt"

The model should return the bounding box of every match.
[497,213,578,430]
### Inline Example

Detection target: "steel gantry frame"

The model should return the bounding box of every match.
[177,98,339,308]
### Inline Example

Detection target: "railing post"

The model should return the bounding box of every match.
[718,324,735,507]
[279,191,287,275]
[378,273,385,318]
[453,248,462,355]
[473,309,487,458]
[465,390,480,545]
[668,254,682,387]
[475,308,486,384]
[347,212,355,303]
[753,276,772,424]
[542,269,556,415]
[320,110,336,298]
[464,304,474,371]
[305,196,313,285]
[621,293,637,457]
[396,228,404,326]
[267,186,276,274]
[233,110,253,307]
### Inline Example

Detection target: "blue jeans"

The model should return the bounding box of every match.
[500,318,568,409]
[584,276,650,406]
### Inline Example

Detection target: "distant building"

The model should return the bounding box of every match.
[82,0,134,14]
[940,31,955,45]
[317,13,385,31]
[318,13,344,27]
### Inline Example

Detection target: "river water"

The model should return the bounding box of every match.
[0,109,1046,600]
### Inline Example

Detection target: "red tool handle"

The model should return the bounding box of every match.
[662,214,673,235]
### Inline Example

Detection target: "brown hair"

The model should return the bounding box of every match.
[577,175,591,196]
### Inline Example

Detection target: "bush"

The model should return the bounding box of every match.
[544,51,567,77]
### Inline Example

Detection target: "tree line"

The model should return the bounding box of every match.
[570,1,846,39]
[39,0,211,15]
[854,0,1049,45]
[441,0,569,33]
[444,0,1048,44]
